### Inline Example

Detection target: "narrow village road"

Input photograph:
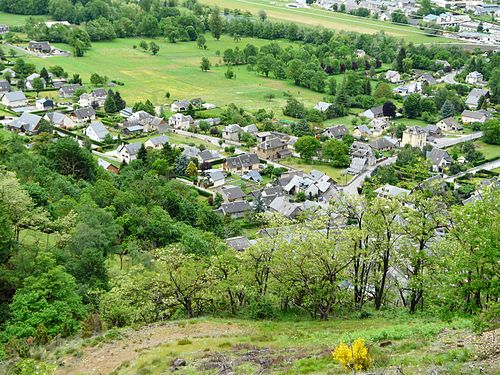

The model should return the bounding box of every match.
[433,132,483,149]
[341,156,397,195]
[445,159,500,182]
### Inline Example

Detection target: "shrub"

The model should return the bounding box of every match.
[332,338,372,372]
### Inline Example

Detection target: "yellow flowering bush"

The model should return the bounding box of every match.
[332,338,372,372]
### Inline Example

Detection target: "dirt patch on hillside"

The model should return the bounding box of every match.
[56,322,246,375]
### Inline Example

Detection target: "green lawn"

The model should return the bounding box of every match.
[199,0,453,44]
[0,11,49,26]
[23,35,325,111]
[280,156,349,183]
[475,141,500,160]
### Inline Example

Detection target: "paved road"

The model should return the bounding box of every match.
[341,156,397,195]
[433,132,483,149]
[445,159,500,182]
[442,71,458,85]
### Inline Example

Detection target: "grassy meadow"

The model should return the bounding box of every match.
[38,314,489,375]
[199,0,452,44]
[0,11,48,26]
[23,35,325,111]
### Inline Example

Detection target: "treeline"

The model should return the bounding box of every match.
[0,133,241,356]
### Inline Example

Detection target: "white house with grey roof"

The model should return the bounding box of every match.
[2,91,27,108]
[205,169,225,187]
[465,88,488,109]
[71,107,96,123]
[322,125,349,139]
[222,124,243,141]
[361,105,385,119]
[170,100,191,112]
[145,135,169,149]
[84,122,109,142]
[117,142,143,163]
[59,84,81,99]
[168,113,194,130]
[375,184,411,199]
[224,153,260,175]
[436,117,463,132]
[465,71,483,85]
[461,109,492,124]
[313,101,332,112]
[269,196,302,220]
[7,112,43,134]
[44,111,75,128]
[426,147,453,172]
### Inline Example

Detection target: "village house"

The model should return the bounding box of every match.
[254,131,274,143]
[123,125,144,136]
[436,117,463,132]
[0,24,9,34]
[385,70,401,83]
[243,124,258,134]
[35,98,54,111]
[168,113,194,130]
[313,101,332,112]
[182,145,200,159]
[369,117,390,136]
[353,125,372,139]
[465,71,484,85]
[282,171,335,201]
[219,201,252,219]
[98,159,120,174]
[254,137,291,161]
[426,147,453,172]
[269,196,302,220]
[84,122,110,142]
[2,91,27,108]
[44,111,75,128]
[145,135,169,149]
[117,142,142,163]
[0,80,10,95]
[124,111,165,132]
[424,125,443,141]
[465,88,488,109]
[393,82,422,97]
[375,184,411,199]
[219,185,246,202]
[401,126,427,149]
[225,236,253,251]
[28,41,53,54]
[79,89,107,108]
[222,124,243,142]
[361,105,385,120]
[224,153,260,175]
[369,137,397,151]
[198,150,221,164]
[205,169,225,188]
[71,107,96,123]
[242,170,263,183]
[419,73,437,86]
[170,100,190,112]
[25,73,45,90]
[7,112,42,135]
[59,84,81,99]
[322,125,350,139]
[461,109,492,124]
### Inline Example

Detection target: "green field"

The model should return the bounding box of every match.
[23,36,325,111]
[475,141,500,160]
[199,0,452,44]
[280,156,349,183]
[0,11,49,27]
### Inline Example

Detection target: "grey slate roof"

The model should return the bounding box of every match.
[9,112,42,133]
[4,91,26,102]
[226,153,260,169]
[461,109,492,120]
[426,148,452,166]
[87,122,109,139]
[220,185,246,201]
[220,201,252,215]
[121,142,142,156]
[0,80,10,92]
[148,135,169,146]
[225,236,252,251]
[73,106,96,119]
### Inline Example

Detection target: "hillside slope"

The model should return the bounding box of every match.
[35,317,499,374]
